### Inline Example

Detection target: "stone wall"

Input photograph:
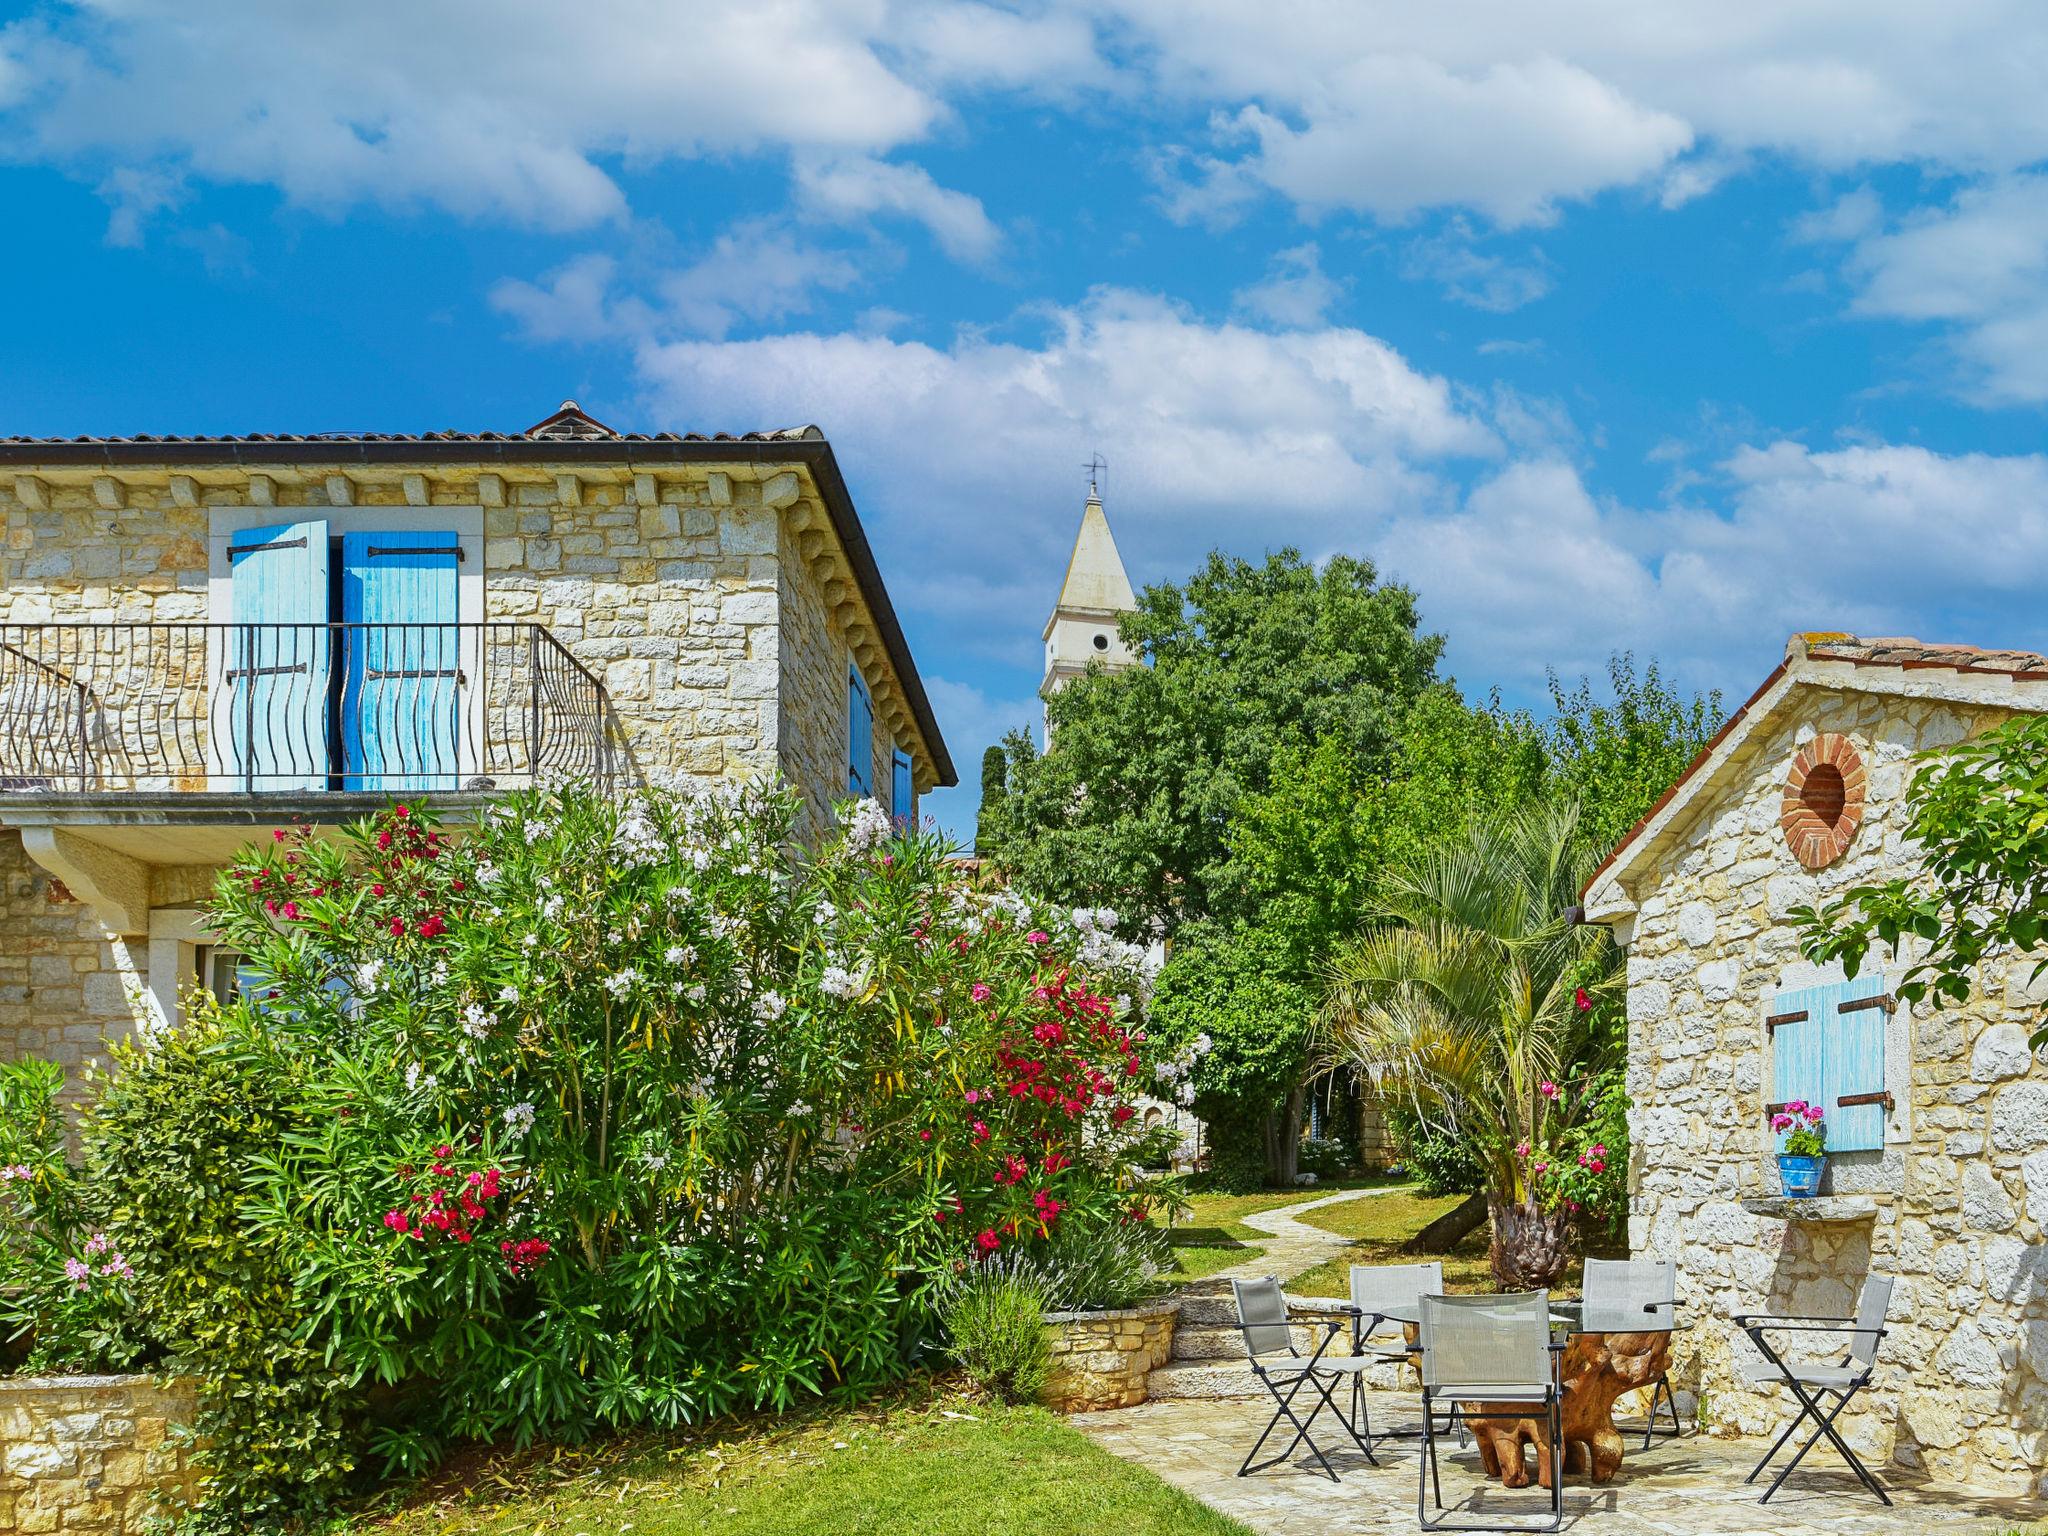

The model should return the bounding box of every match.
[0,834,139,1087]
[0,1374,199,1533]
[1041,1301,1179,1412]
[482,473,783,788]
[1620,685,2048,1493]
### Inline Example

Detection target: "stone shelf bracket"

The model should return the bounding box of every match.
[1739,1196,1879,1222]
[15,827,149,935]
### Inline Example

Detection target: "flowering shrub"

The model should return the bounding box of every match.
[0,1058,147,1374]
[1773,1101,1827,1158]
[1510,1068,1630,1241]
[64,778,1171,1528]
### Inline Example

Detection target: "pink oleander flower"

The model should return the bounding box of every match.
[1515,1140,1531,1158]
[63,1258,90,1290]
[971,983,991,1003]
[1574,987,1592,1012]
[1025,931,1049,945]
[1540,1081,1559,1100]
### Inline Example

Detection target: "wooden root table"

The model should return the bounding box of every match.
[1465,1329,1670,1488]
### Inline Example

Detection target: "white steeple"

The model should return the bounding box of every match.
[1041,481,1138,739]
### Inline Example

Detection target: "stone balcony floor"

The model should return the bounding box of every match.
[1073,1393,2040,1535]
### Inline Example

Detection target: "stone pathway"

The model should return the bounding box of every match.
[1075,1394,2038,1534]
[1152,1184,1407,1401]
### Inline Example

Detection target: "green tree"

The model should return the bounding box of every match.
[991,550,1443,935]
[1322,802,1622,1288]
[1544,654,1723,858]
[975,743,1009,855]
[1148,922,1318,1190]
[1795,714,2048,1049]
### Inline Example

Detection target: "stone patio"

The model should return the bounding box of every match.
[1074,1392,2042,1534]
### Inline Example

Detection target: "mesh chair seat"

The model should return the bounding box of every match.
[1442,1380,1553,1401]
[1783,1361,1868,1389]
[1582,1256,1683,1446]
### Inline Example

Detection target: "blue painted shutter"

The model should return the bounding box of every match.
[1825,974,1890,1153]
[1770,981,1830,1143]
[892,748,913,826]
[1769,976,1888,1155]
[848,664,874,796]
[341,532,460,791]
[226,519,330,790]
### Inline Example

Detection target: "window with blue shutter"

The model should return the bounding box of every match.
[892,748,913,826]
[341,531,461,790]
[848,664,874,796]
[225,519,331,790]
[1769,974,1890,1154]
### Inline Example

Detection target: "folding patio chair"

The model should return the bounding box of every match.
[1346,1261,1445,1444]
[1229,1275,1377,1482]
[1581,1256,1682,1446]
[1733,1273,1894,1506]
[1417,1292,1563,1533]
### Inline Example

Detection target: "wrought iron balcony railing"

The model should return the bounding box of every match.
[0,623,627,796]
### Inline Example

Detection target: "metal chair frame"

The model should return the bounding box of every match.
[1416,1293,1566,1534]
[1229,1278,1377,1483]
[1734,1290,1892,1506]
[1579,1257,1685,1448]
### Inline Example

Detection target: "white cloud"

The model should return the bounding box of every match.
[1376,440,2048,694]
[1801,175,2048,404]
[917,675,1045,843]
[1401,220,1552,312]
[793,156,1001,263]
[492,224,867,344]
[1114,2,2048,225]
[1232,243,1343,327]
[0,0,939,232]
[585,282,2048,787]
[629,287,1495,671]
[1225,56,1691,227]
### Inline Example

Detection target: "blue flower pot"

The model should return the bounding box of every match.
[1778,1154,1826,1198]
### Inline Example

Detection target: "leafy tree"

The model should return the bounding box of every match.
[1147,923,1318,1191]
[1795,714,2048,1049]
[990,550,1443,935]
[1544,654,1723,858]
[1322,802,1623,1289]
[975,743,1009,855]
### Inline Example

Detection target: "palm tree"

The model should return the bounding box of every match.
[1322,801,1621,1290]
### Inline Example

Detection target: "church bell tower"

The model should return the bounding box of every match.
[1041,477,1138,742]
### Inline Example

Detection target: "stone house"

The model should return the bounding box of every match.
[0,402,954,1069]
[1582,632,2048,1494]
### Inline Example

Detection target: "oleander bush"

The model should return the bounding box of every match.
[9,779,1177,1532]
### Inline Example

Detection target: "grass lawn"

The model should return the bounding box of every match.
[1287,1190,1626,1297]
[1162,1175,1405,1282]
[345,1384,1252,1536]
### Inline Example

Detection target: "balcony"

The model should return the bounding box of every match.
[0,623,627,925]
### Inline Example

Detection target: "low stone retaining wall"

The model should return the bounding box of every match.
[1042,1299,1179,1412]
[0,1374,199,1533]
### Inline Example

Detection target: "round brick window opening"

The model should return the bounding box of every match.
[1781,733,1866,869]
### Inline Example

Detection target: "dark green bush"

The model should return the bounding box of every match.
[1386,1106,1486,1198]
[84,1020,359,1533]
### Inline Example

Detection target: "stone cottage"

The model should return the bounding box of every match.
[1582,632,2048,1494]
[0,401,954,1067]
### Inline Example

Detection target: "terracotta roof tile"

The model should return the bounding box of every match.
[1803,634,2048,679]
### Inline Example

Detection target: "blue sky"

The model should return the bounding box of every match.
[7,3,2048,840]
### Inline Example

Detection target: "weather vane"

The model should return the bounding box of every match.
[1083,452,1107,497]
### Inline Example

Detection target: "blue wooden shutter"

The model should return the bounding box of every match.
[1770,976,1889,1154]
[226,519,330,790]
[341,532,460,791]
[1824,975,1890,1153]
[892,748,913,826]
[1770,981,1830,1141]
[848,664,874,796]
